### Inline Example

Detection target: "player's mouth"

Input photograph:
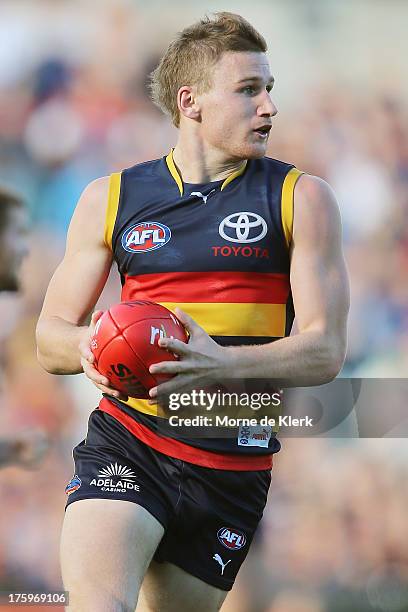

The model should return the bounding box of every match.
[253,124,272,139]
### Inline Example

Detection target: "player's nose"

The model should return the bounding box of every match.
[258,91,278,118]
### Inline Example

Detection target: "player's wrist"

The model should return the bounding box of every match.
[221,344,262,380]
[218,346,244,379]
[78,324,93,355]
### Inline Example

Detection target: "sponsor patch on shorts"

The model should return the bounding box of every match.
[89,462,140,493]
[237,424,272,447]
[65,474,82,495]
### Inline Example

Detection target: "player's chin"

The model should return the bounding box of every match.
[245,146,267,159]
[244,141,269,159]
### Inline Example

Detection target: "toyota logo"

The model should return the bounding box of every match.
[219,212,268,243]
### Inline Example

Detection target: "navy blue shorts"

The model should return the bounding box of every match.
[65,409,272,590]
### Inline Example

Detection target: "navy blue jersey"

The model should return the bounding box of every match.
[101,150,303,466]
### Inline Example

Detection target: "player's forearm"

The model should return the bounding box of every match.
[36,316,88,375]
[225,330,346,386]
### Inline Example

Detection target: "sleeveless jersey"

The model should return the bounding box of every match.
[100,150,303,470]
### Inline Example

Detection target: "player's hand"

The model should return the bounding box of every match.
[11,429,50,469]
[148,308,230,398]
[79,310,128,401]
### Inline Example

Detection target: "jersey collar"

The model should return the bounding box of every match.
[165,149,247,196]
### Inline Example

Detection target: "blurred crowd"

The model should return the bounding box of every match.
[0,1,407,610]
[224,439,408,612]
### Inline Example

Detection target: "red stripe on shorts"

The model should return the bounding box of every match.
[99,398,273,471]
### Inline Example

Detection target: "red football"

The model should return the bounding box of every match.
[90,301,188,399]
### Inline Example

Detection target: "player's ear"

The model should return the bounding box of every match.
[177,86,201,121]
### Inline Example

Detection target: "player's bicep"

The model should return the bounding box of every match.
[39,177,113,325]
[290,175,350,337]
[39,247,112,325]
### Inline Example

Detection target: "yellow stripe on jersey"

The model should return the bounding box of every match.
[104,172,122,250]
[281,168,304,248]
[165,150,184,196]
[160,302,286,338]
[220,161,247,190]
[166,149,248,196]
[123,396,283,426]
[121,300,286,418]
[125,396,163,417]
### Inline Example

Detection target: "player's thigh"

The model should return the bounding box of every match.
[137,560,228,612]
[61,498,164,611]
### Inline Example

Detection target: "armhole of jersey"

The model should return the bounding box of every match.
[104,172,122,250]
[281,168,304,248]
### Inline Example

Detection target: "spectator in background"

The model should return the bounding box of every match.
[0,187,28,292]
[0,186,49,468]
[0,429,49,469]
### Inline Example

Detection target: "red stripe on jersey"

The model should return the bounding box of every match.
[99,398,273,471]
[122,271,290,304]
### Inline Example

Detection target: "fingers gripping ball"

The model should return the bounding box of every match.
[90,301,188,398]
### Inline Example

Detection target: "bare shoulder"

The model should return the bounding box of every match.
[293,174,342,245]
[67,176,111,247]
[75,176,110,218]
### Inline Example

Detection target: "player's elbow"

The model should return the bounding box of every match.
[36,341,58,374]
[321,358,343,384]
[36,347,70,375]
[35,322,60,374]
[36,346,56,374]
[320,338,347,383]
[36,317,84,375]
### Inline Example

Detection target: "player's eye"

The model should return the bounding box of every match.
[241,86,256,95]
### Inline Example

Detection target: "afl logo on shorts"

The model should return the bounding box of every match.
[122,222,171,253]
[217,527,247,550]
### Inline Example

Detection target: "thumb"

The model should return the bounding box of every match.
[91,310,104,325]
[174,308,204,336]
[89,310,104,334]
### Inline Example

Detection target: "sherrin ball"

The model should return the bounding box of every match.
[90,300,188,399]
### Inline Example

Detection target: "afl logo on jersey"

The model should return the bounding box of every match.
[219,212,267,243]
[122,222,171,253]
[217,527,247,550]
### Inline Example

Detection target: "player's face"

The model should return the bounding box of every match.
[198,52,277,159]
[0,207,29,292]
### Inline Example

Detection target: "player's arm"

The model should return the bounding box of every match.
[36,178,121,396]
[149,175,349,392]
[223,174,350,385]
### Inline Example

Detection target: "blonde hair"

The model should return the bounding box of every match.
[149,12,267,127]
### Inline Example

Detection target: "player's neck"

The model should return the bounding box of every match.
[172,136,246,184]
